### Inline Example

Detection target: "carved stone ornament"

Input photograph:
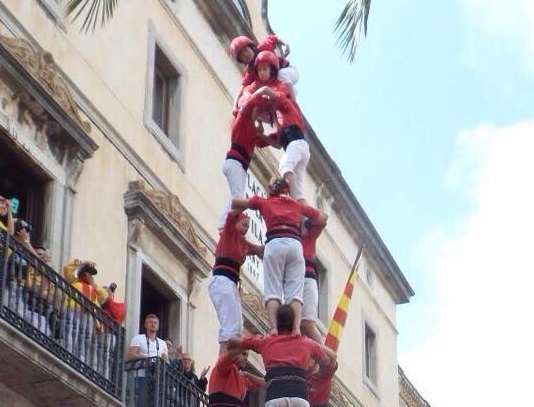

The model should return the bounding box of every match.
[127,218,145,248]
[330,379,350,407]
[129,180,209,260]
[0,34,91,133]
[241,291,270,327]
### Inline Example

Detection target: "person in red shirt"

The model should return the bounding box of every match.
[217,82,276,230]
[227,304,335,407]
[208,348,265,407]
[232,178,327,336]
[307,356,338,407]
[229,34,299,115]
[244,52,309,203]
[209,211,264,354]
[300,212,328,344]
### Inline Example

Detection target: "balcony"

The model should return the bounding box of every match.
[125,357,208,407]
[0,228,212,407]
[0,228,125,406]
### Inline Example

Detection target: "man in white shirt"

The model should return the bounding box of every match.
[126,313,169,407]
[127,313,169,362]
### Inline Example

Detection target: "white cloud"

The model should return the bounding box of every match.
[460,0,534,76]
[400,120,534,407]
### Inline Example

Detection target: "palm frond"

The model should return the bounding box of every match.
[66,0,119,34]
[334,0,371,63]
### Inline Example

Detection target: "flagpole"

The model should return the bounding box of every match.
[324,242,366,351]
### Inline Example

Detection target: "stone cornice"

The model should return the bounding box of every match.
[192,0,254,44]
[399,366,431,407]
[124,180,212,279]
[0,33,96,159]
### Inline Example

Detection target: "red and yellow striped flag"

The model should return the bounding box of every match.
[324,245,364,351]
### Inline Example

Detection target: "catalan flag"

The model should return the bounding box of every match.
[324,244,364,351]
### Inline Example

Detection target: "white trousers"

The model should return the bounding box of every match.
[263,238,305,305]
[209,274,243,342]
[266,397,309,407]
[218,159,247,229]
[302,277,319,322]
[279,139,310,201]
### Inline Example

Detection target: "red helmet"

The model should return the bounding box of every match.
[230,36,255,61]
[254,50,279,70]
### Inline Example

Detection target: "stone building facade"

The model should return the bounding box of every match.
[0,0,424,406]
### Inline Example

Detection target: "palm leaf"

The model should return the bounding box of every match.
[334,0,371,62]
[66,0,119,33]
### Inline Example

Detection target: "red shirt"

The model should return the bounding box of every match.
[307,360,337,406]
[241,334,324,369]
[226,108,269,170]
[215,213,252,264]
[248,195,319,231]
[208,355,258,401]
[272,89,305,133]
[302,223,324,277]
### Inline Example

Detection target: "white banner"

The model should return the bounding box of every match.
[242,171,267,290]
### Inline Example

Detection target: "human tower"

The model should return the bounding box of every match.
[207,34,338,407]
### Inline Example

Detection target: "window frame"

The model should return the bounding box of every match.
[363,319,379,393]
[144,23,186,171]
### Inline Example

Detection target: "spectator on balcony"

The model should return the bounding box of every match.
[208,348,265,407]
[100,282,126,325]
[24,246,54,335]
[0,194,14,234]
[62,259,107,364]
[127,314,169,407]
[126,313,169,362]
[182,353,209,391]
[3,217,39,318]
[232,178,326,335]
[209,210,263,354]
[227,304,334,407]
[179,353,209,407]
[169,343,185,372]
[98,282,126,380]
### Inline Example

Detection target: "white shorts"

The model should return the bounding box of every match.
[218,158,247,229]
[301,277,318,322]
[266,397,309,407]
[263,238,305,305]
[208,274,243,342]
[279,139,310,201]
[278,66,299,86]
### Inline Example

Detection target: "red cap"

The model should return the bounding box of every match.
[254,50,279,70]
[230,36,255,61]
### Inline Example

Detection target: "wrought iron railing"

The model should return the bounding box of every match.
[0,228,125,399]
[125,357,209,407]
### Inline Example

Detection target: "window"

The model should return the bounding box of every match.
[139,264,182,342]
[144,30,184,167]
[0,130,49,246]
[364,323,377,385]
[152,45,180,140]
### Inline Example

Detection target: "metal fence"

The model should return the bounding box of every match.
[125,357,209,407]
[0,228,125,399]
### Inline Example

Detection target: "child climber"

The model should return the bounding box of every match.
[245,50,310,203]
[229,34,299,115]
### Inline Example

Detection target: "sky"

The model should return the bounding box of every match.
[269,0,534,406]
